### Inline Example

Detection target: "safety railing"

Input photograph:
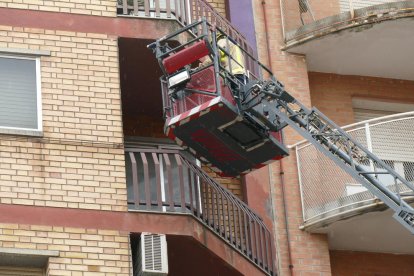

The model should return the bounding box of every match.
[125,147,275,275]
[295,112,414,225]
[280,0,413,42]
[117,0,254,57]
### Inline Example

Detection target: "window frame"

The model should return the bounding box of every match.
[0,54,43,136]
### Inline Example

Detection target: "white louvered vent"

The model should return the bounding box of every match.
[136,233,168,276]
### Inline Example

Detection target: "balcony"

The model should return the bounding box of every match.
[295,112,414,253]
[296,111,414,228]
[124,146,275,275]
[281,0,414,80]
[117,0,254,56]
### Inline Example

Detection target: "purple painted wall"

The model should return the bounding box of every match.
[227,0,257,53]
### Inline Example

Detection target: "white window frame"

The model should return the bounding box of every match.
[0,54,43,136]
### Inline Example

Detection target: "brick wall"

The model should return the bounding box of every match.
[311,0,340,20]
[206,0,227,17]
[282,0,340,34]
[0,223,130,275]
[309,72,414,126]
[0,0,117,17]
[330,250,414,276]
[251,0,332,275]
[0,26,127,211]
[0,0,227,19]
[203,166,243,199]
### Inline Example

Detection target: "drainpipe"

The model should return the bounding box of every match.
[261,1,294,275]
[278,134,295,276]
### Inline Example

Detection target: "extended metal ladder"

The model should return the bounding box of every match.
[241,79,414,233]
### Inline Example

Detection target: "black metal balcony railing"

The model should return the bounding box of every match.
[125,147,275,275]
[117,0,254,59]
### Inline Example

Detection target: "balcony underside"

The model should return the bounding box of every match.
[310,205,414,255]
[284,1,414,81]
[0,203,265,276]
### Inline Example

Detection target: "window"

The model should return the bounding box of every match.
[352,98,414,123]
[0,55,42,136]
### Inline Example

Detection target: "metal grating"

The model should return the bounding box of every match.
[296,112,414,224]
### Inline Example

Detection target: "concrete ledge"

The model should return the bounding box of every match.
[0,204,267,276]
[0,48,51,56]
[0,128,43,137]
[302,196,414,232]
[0,248,59,268]
[284,0,414,49]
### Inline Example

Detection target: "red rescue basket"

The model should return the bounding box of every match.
[150,20,288,176]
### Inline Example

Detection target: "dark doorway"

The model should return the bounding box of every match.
[119,37,165,138]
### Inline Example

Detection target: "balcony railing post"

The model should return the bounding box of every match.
[166,0,171,17]
[129,152,140,207]
[349,0,355,18]
[122,0,128,14]
[237,207,244,252]
[152,153,163,208]
[162,153,175,211]
[175,154,186,211]
[140,153,152,209]
[296,145,307,222]
[144,0,150,16]
[365,122,375,173]
[187,167,194,212]
[194,172,201,218]
[202,182,209,223]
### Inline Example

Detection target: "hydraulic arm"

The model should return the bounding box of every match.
[241,79,414,233]
[149,19,414,233]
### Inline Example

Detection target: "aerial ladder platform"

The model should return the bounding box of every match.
[148,19,414,234]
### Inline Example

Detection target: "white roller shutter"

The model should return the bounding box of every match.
[353,108,395,122]
[0,56,39,130]
[352,98,414,123]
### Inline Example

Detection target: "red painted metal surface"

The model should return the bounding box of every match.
[0,8,178,39]
[162,40,210,74]
[171,66,234,116]
[160,67,286,178]
[186,65,217,93]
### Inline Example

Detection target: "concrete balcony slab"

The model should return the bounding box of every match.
[284,1,414,81]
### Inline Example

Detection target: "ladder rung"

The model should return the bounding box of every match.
[359,171,392,175]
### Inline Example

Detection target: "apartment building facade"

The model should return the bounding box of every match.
[0,0,413,275]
